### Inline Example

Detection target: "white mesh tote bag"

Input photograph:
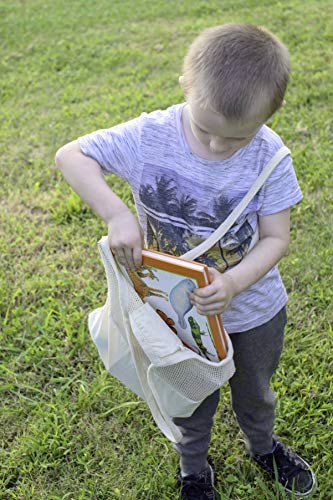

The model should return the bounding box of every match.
[88,146,290,443]
[90,239,235,442]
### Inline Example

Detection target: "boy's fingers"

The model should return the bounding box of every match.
[114,247,134,269]
[193,284,218,298]
[115,248,130,268]
[115,247,142,269]
[124,248,135,269]
[191,293,218,305]
[196,301,226,314]
[133,247,143,269]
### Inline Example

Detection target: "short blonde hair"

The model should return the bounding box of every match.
[182,24,290,121]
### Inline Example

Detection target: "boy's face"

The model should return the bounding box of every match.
[186,96,266,159]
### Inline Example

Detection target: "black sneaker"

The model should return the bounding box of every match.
[252,438,317,497]
[177,465,216,499]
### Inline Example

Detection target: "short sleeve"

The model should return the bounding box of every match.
[77,114,145,181]
[258,154,303,216]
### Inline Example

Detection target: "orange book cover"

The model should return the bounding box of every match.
[128,249,228,361]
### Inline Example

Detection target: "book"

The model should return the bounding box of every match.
[127,249,228,362]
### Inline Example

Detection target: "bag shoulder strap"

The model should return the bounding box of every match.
[181,146,290,261]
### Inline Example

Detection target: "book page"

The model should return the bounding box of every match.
[129,265,220,362]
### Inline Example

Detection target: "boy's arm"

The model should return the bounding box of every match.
[55,140,143,269]
[190,209,290,315]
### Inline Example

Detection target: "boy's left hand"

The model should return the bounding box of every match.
[189,268,236,315]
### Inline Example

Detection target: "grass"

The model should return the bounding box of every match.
[1,0,332,498]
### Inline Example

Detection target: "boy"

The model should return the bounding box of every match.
[55,24,316,499]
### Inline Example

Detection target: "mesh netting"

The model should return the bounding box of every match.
[154,358,229,401]
[127,283,145,311]
[106,255,122,314]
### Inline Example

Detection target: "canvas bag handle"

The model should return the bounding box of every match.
[181,146,291,261]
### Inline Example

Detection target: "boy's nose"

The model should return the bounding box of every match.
[209,137,225,151]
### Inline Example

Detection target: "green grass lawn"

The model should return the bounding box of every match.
[1,0,332,498]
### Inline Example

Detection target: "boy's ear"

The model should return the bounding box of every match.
[281,99,286,108]
[178,75,184,87]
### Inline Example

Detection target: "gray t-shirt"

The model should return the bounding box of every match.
[78,103,302,333]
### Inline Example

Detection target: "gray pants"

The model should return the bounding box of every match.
[173,307,287,474]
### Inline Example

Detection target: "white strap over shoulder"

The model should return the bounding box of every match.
[182,146,291,261]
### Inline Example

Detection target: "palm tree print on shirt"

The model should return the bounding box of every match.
[139,174,255,272]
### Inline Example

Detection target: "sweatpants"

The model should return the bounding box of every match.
[173,306,287,475]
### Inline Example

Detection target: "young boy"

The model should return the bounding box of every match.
[55,24,316,499]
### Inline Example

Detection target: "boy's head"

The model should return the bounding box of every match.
[181,23,290,123]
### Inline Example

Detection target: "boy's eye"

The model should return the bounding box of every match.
[196,125,208,134]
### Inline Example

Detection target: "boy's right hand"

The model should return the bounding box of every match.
[107,209,144,270]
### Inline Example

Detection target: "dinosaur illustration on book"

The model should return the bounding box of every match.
[169,278,196,328]
[156,308,178,334]
[188,316,215,360]
[156,309,201,355]
[137,267,159,280]
[128,267,169,301]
